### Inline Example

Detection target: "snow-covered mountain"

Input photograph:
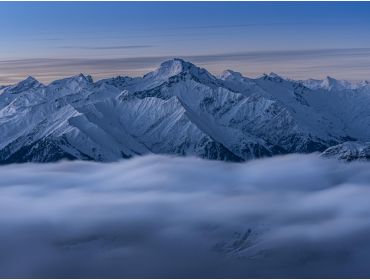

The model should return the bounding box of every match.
[321,141,370,161]
[1,58,370,163]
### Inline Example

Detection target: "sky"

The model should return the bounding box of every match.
[1,2,370,84]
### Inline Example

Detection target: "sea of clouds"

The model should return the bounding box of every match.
[1,154,370,278]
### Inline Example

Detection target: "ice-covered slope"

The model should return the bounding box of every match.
[1,58,370,163]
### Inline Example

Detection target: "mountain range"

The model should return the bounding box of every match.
[1,58,370,163]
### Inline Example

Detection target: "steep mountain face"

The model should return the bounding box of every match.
[1,58,370,163]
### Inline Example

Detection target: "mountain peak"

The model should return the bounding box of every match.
[259,72,284,82]
[4,76,43,94]
[151,58,194,79]
[47,74,94,94]
[269,72,281,78]
[76,73,93,83]
[142,58,216,87]
[220,70,243,80]
[324,76,337,83]
[51,73,93,85]
[18,76,41,87]
[24,76,39,83]
[322,76,347,91]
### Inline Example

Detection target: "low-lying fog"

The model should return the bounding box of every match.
[1,154,370,278]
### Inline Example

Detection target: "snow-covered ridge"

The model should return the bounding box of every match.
[1,58,370,163]
[301,76,370,91]
[321,141,370,161]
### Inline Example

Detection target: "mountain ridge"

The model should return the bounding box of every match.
[1,58,369,163]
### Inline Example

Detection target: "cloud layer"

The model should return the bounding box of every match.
[1,154,370,277]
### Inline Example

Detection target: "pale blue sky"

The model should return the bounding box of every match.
[1,2,370,84]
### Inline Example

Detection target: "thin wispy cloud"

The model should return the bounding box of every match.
[2,48,370,84]
[172,21,327,30]
[60,45,153,50]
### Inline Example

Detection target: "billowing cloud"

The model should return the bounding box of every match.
[1,154,370,277]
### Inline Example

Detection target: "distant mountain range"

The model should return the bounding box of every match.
[1,58,370,163]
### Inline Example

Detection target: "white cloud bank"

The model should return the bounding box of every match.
[1,154,370,278]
